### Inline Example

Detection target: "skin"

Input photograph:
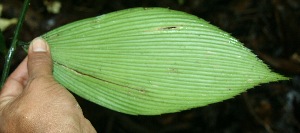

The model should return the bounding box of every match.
[0,38,96,133]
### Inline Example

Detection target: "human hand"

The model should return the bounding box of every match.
[0,38,96,133]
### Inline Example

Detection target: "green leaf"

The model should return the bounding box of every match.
[0,30,6,55]
[40,7,287,115]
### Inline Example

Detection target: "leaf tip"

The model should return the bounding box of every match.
[265,72,290,83]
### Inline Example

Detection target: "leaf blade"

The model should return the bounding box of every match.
[42,7,287,115]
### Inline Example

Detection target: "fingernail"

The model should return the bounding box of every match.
[31,37,48,52]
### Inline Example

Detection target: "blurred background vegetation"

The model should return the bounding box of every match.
[1,0,300,132]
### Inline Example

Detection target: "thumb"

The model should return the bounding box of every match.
[27,37,53,79]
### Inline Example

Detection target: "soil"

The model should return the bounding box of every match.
[1,0,300,132]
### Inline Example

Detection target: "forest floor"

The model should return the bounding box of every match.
[1,0,300,132]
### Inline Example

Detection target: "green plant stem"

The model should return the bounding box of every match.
[0,0,31,88]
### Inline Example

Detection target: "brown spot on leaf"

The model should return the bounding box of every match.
[159,26,178,30]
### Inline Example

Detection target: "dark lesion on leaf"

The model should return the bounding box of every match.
[54,61,147,94]
[159,26,179,30]
[144,26,182,32]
